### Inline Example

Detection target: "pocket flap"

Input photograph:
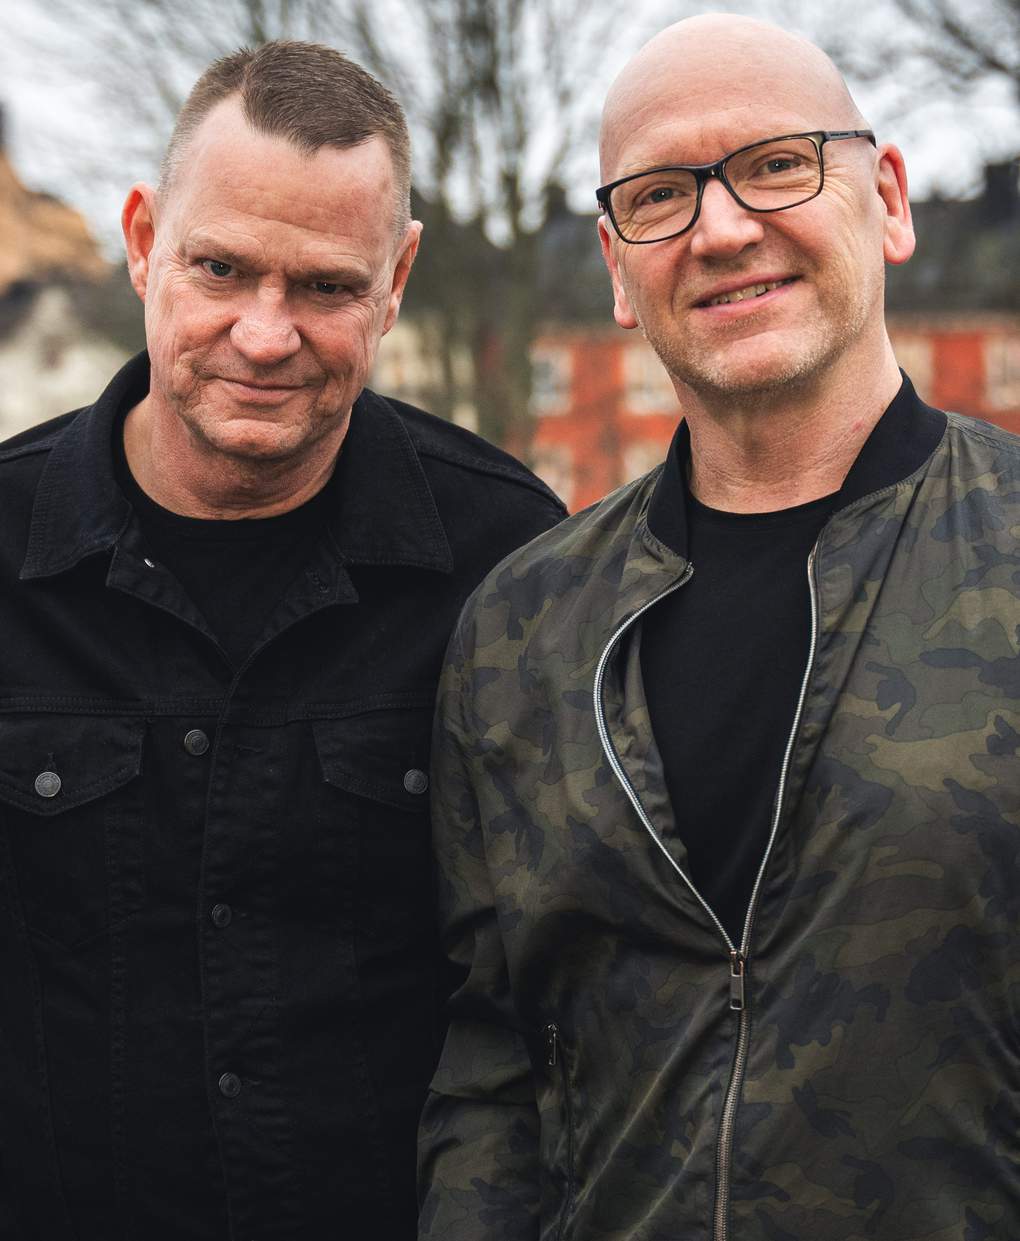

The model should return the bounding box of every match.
[0,716,145,817]
[313,709,432,812]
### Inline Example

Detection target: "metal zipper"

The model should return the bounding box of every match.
[712,547,820,1241]
[543,1022,575,1240]
[545,1021,560,1068]
[591,565,734,946]
[737,546,820,957]
[590,549,820,1241]
[711,997,752,1241]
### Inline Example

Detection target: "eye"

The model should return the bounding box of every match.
[311,281,341,295]
[201,259,234,278]
[763,156,803,174]
[623,171,697,216]
[740,147,814,182]
[635,184,685,207]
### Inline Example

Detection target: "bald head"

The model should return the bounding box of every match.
[600,15,868,181]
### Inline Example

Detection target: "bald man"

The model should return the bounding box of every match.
[418,15,1020,1241]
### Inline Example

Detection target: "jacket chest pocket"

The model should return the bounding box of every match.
[312,707,433,937]
[0,715,146,951]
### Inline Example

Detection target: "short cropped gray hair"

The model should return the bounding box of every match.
[158,40,411,232]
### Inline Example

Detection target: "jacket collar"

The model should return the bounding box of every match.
[21,352,453,580]
[646,373,948,559]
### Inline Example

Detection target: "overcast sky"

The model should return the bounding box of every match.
[2,0,1018,258]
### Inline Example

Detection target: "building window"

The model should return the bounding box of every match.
[531,444,574,509]
[624,343,676,414]
[889,332,934,399]
[623,439,666,483]
[371,320,445,401]
[985,335,1020,410]
[531,345,573,415]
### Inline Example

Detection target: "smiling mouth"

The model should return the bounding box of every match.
[700,278,797,308]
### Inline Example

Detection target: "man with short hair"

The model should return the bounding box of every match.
[0,41,563,1239]
[419,15,1020,1240]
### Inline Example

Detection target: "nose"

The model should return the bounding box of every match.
[688,177,764,260]
[230,288,301,365]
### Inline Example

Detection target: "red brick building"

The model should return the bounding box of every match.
[530,314,1020,511]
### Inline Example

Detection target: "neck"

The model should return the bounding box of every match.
[122,395,347,519]
[678,342,903,513]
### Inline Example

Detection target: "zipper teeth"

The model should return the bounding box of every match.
[545,1023,575,1241]
[740,547,819,955]
[591,565,734,951]
[558,1031,575,1241]
[712,1007,751,1241]
[713,548,820,1241]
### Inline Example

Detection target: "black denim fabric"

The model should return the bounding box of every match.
[0,353,565,1241]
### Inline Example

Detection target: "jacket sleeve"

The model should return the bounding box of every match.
[418,618,541,1240]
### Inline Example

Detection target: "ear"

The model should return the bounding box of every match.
[122,183,159,301]
[598,215,639,330]
[382,220,423,334]
[875,144,914,266]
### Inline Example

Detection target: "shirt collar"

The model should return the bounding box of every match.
[645,373,948,559]
[21,351,453,580]
[323,387,452,571]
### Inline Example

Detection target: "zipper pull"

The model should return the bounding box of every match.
[544,1022,559,1067]
[729,951,746,1012]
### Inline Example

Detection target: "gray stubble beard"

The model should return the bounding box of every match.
[631,269,882,414]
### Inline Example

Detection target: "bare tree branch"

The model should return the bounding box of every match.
[892,0,1019,85]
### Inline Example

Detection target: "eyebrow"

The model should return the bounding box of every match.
[185,235,260,268]
[186,235,373,288]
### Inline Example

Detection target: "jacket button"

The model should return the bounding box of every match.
[403,768,428,795]
[218,1072,242,1099]
[34,771,62,798]
[211,903,232,929]
[183,729,210,756]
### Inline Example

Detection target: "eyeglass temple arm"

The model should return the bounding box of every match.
[824,129,877,146]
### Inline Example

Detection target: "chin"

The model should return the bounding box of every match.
[701,361,815,398]
[188,415,308,464]
[662,333,849,404]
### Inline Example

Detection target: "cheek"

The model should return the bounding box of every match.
[625,245,684,303]
[802,195,882,276]
[818,232,884,303]
[148,278,231,358]
[316,306,385,379]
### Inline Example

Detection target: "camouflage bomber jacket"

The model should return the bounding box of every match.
[419,387,1020,1241]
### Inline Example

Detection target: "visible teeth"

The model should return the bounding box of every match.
[707,280,785,307]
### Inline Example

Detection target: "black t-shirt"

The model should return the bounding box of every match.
[640,486,837,945]
[114,429,336,668]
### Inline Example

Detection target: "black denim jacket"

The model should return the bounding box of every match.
[0,353,564,1241]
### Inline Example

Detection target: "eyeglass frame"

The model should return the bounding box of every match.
[596,129,877,245]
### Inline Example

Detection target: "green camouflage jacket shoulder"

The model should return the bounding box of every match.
[419,406,1020,1241]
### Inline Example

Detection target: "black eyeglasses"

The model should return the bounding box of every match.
[596,130,876,245]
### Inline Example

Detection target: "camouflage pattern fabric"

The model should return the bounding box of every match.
[419,412,1020,1241]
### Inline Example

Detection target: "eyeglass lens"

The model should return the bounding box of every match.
[610,136,823,243]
